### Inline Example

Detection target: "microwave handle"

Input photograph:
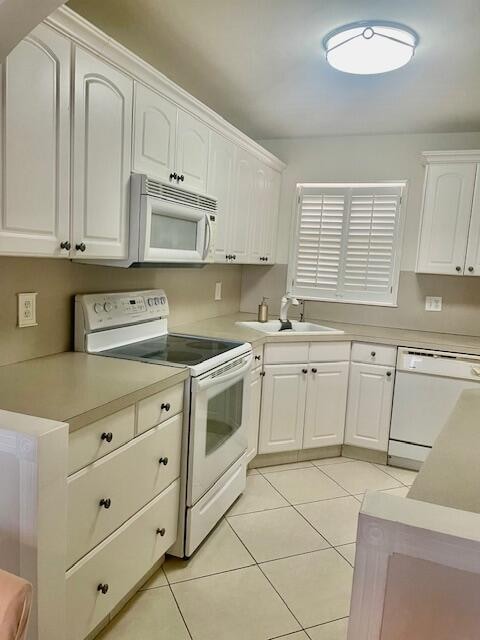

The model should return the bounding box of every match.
[203,213,212,260]
[196,354,253,391]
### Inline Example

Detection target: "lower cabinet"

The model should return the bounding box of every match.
[344,362,395,451]
[246,364,263,463]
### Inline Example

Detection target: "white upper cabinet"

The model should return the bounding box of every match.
[72,48,133,259]
[264,168,281,263]
[175,110,209,193]
[133,83,177,182]
[0,24,71,257]
[248,161,269,264]
[207,131,235,263]
[416,154,480,275]
[229,147,255,263]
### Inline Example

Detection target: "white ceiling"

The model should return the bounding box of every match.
[67,0,480,140]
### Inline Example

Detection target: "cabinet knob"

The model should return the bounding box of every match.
[469,266,474,273]
[75,242,86,252]
[179,175,185,182]
[232,255,237,260]
[60,241,71,251]
[254,355,261,361]
[456,266,462,272]
[159,457,169,466]
[97,583,109,595]
[99,498,111,509]
[169,172,177,181]
[260,371,266,377]
[311,368,318,373]
[156,527,166,537]
[302,368,308,374]
[101,432,113,443]
[371,351,376,357]
[161,402,171,412]
[386,371,392,377]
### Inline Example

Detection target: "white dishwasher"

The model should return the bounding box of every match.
[389,347,480,468]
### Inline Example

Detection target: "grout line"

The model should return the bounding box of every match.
[167,583,194,640]
[303,615,350,632]
[227,503,291,518]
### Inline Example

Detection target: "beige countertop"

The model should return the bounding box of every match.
[172,312,480,355]
[0,352,189,432]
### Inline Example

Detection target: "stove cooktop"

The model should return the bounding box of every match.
[101,333,245,367]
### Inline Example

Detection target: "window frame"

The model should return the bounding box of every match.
[286,181,408,307]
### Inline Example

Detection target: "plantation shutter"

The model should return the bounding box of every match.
[292,184,404,305]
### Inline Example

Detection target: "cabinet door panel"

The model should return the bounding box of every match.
[230,147,254,262]
[0,24,70,256]
[258,365,306,454]
[264,168,281,263]
[133,83,177,181]
[464,164,480,276]
[176,110,208,193]
[303,362,349,449]
[416,163,476,275]
[73,48,133,259]
[344,362,394,451]
[248,161,268,263]
[246,367,262,463]
[207,132,235,262]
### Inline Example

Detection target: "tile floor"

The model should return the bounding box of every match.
[99,457,417,640]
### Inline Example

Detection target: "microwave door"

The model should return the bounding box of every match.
[140,197,207,263]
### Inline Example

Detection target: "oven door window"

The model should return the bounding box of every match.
[150,212,198,251]
[206,378,243,456]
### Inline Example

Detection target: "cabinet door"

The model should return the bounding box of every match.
[207,132,235,263]
[175,109,209,193]
[258,365,307,454]
[72,47,133,259]
[303,362,349,449]
[133,82,177,182]
[464,164,480,276]
[264,167,281,264]
[416,163,476,275]
[246,367,263,463]
[229,147,255,263]
[0,24,70,257]
[248,161,268,264]
[344,363,395,452]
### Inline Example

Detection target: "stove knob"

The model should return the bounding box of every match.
[160,297,166,305]
[93,303,103,314]
[104,302,113,313]
[154,297,160,305]
[147,298,154,307]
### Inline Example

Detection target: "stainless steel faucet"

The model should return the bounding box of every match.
[279,294,299,330]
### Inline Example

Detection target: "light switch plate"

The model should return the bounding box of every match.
[215,282,222,301]
[425,296,442,312]
[18,292,38,327]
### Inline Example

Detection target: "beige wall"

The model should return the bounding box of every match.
[241,131,480,336]
[0,258,241,367]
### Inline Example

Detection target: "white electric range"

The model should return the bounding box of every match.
[75,289,252,556]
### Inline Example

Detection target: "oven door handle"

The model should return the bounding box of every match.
[202,213,212,261]
[196,354,253,391]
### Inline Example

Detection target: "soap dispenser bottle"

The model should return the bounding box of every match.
[258,297,269,323]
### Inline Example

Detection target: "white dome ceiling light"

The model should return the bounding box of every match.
[323,21,419,75]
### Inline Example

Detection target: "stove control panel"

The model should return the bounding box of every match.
[75,289,170,334]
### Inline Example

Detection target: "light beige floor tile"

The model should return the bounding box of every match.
[98,587,189,640]
[228,473,289,515]
[381,486,410,497]
[247,467,260,475]
[258,461,314,474]
[140,567,167,590]
[228,505,329,562]
[278,633,310,639]
[312,457,355,467]
[306,617,349,640]
[375,464,418,485]
[297,497,360,546]
[164,519,254,583]
[321,461,402,494]
[261,549,353,628]
[336,544,356,566]
[265,467,348,505]
[172,565,301,640]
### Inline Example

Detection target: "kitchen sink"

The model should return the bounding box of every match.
[236,320,345,335]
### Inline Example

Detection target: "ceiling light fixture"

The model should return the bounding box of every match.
[323,21,419,75]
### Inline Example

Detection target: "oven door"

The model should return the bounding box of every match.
[188,353,252,506]
[140,196,211,263]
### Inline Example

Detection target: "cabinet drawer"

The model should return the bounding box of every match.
[309,341,351,362]
[351,342,397,366]
[67,412,182,568]
[68,407,135,475]
[137,383,184,435]
[253,345,264,368]
[264,342,309,364]
[66,479,180,640]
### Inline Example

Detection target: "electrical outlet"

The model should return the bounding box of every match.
[425,296,442,312]
[18,292,38,327]
[215,282,222,301]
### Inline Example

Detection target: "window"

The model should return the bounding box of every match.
[288,182,406,306]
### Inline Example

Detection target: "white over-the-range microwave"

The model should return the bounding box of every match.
[90,173,217,267]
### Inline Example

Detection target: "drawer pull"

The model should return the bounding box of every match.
[158,457,169,466]
[371,351,376,357]
[97,583,109,595]
[311,368,318,373]
[386,371,392,377]
[101,432,113,443]
[161,402,171,412]
[99,498,112,509]
[156,527,166,536]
